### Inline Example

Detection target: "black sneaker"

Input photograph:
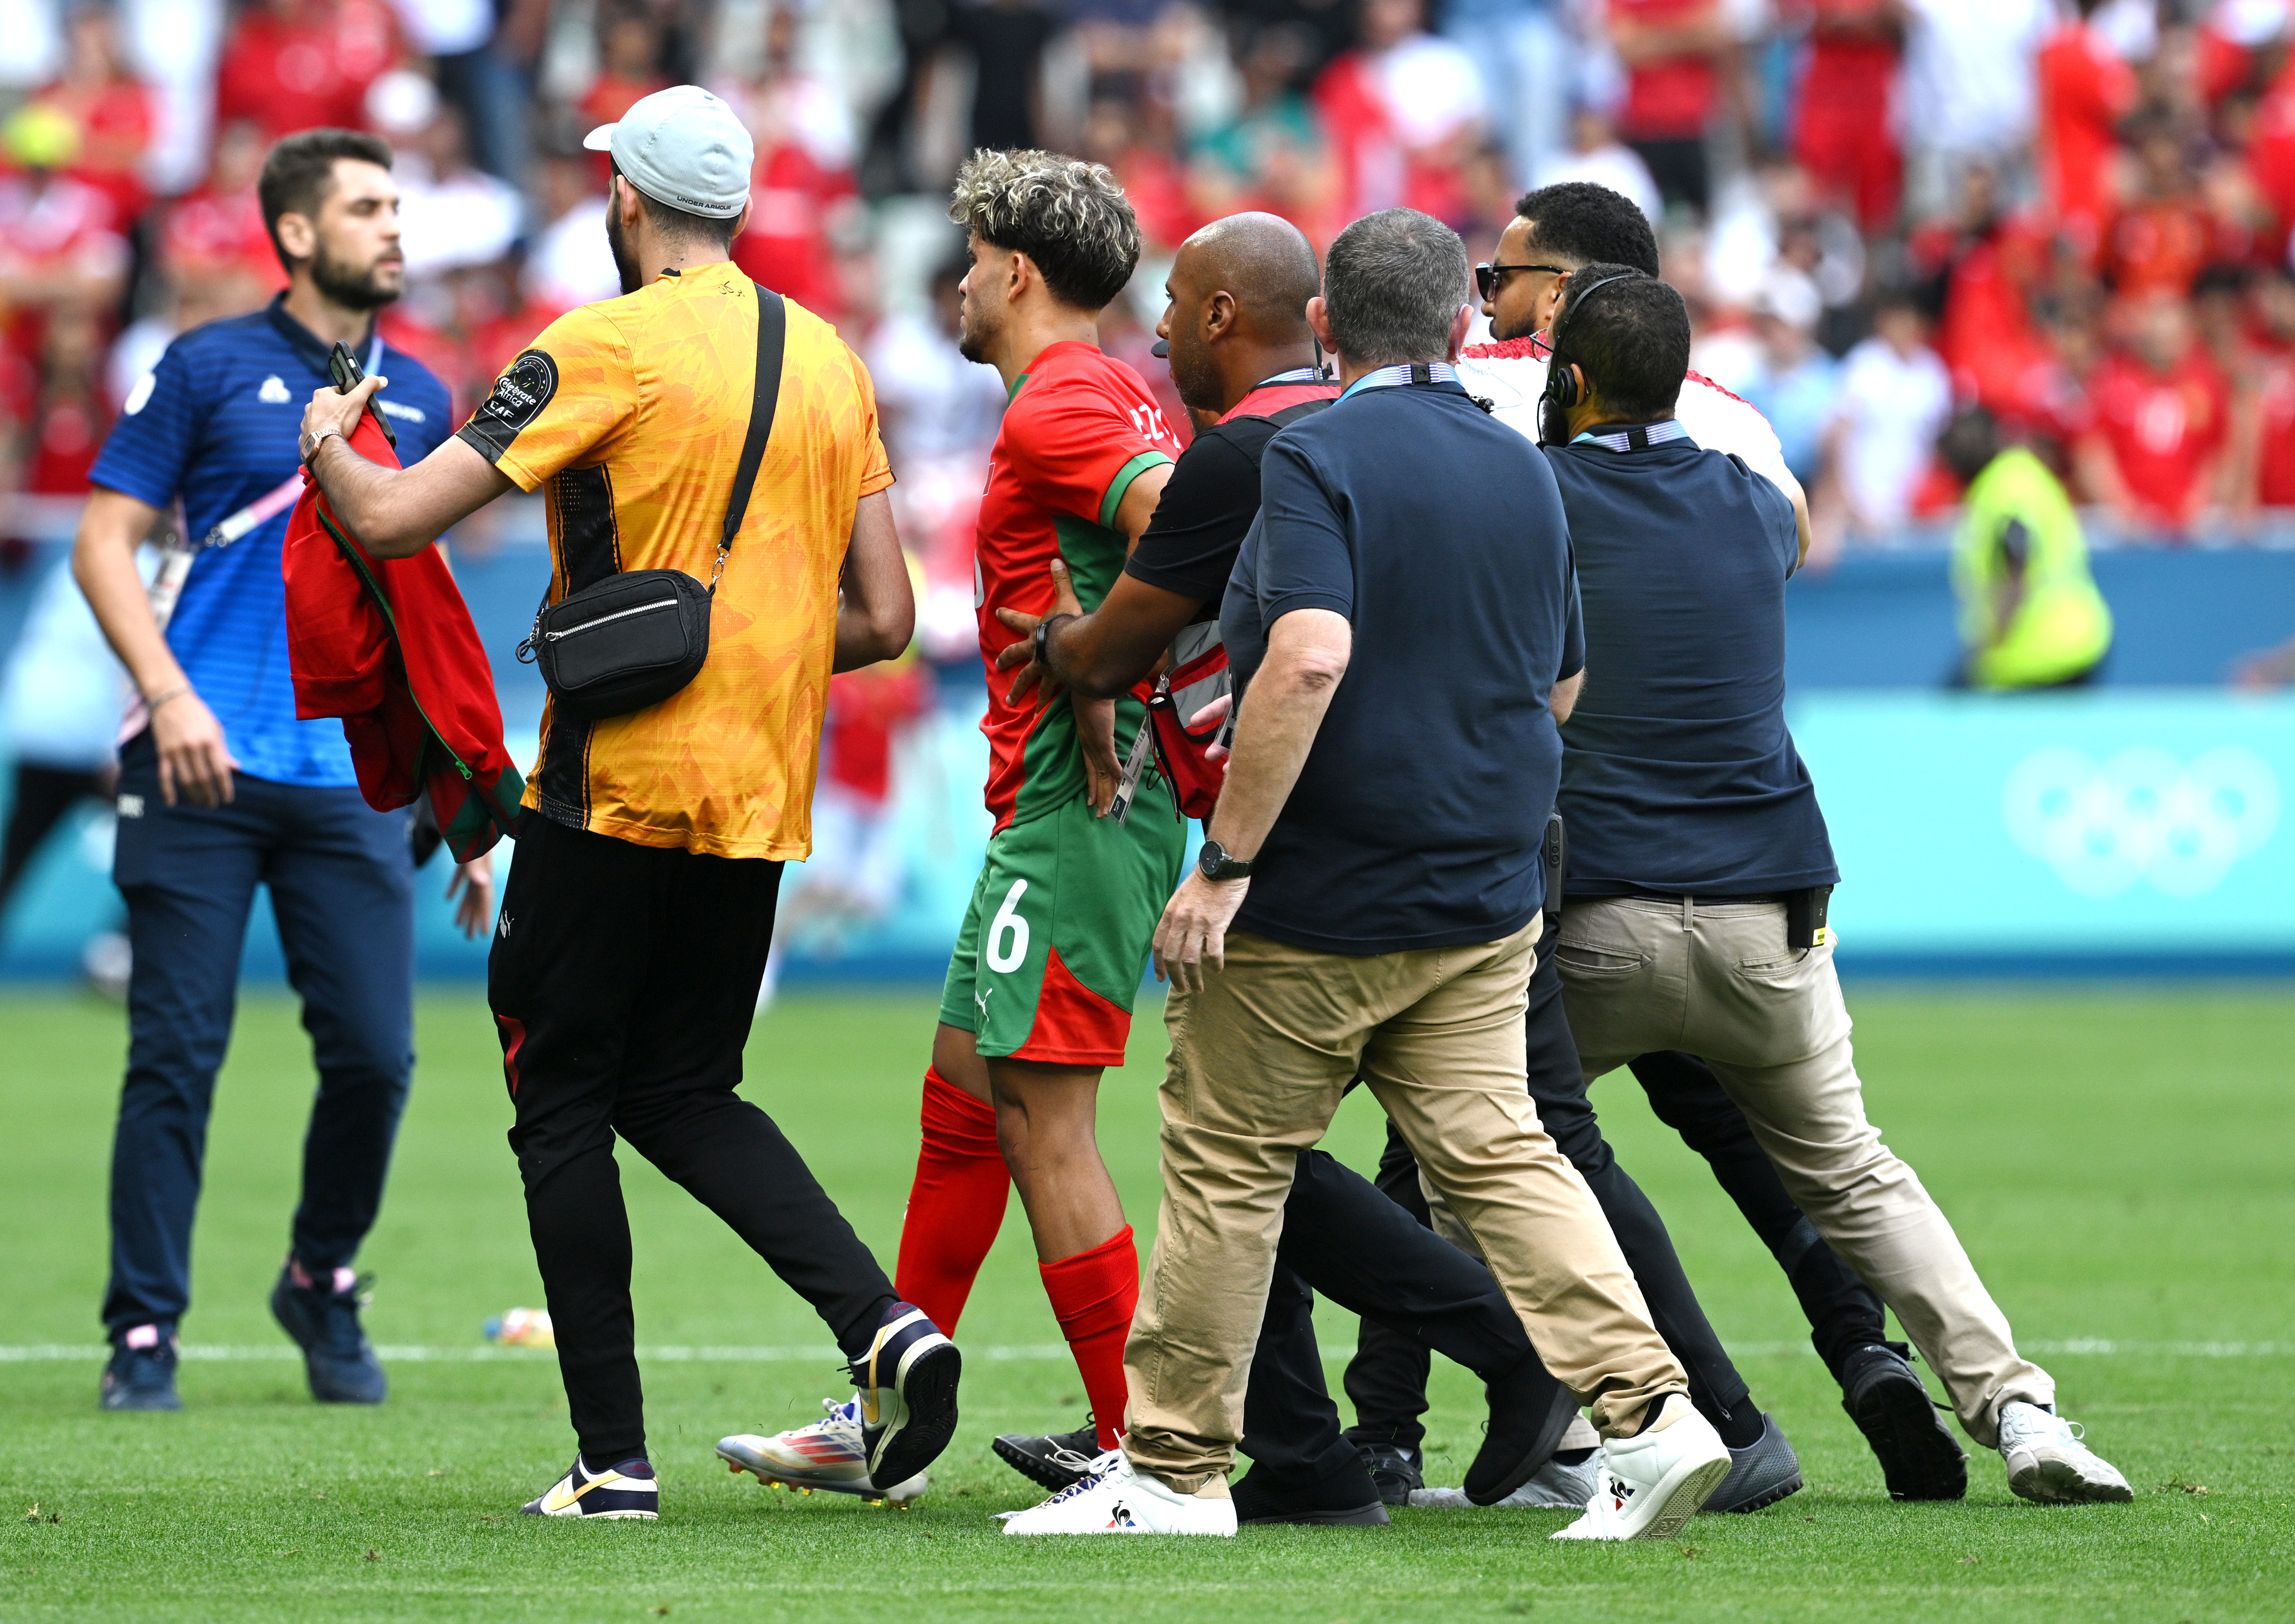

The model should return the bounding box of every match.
[1232,1461,1390,1527]
[99,1332,181,1411]
[522,1454,659,1520]
[1704,1412,1804,1513]
[1840,1341,1967,1501]
[1463,1358,1580,1506]
[270,1263,387,1404]
[992,1418,1103,1492]
[849,1301,961,1489]
[1352,1440,1423,1507]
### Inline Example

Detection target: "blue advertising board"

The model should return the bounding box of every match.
[1791,692,2295,973]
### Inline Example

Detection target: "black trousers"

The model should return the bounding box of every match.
[1239,1149,1546,1489]
[1344,939,1886,1451]
[1,759,106,909]
[487,815,898,1465]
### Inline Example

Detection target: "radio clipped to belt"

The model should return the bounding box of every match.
[517,287,787,722]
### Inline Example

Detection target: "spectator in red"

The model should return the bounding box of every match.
[0,104,129,355]
[2234,266,2295,509]
[16,305,112,495]
[1602,0,1730,214]
[581,4,672,131]
[2077,290,2233,534]
[2105,120,2218,298]
[1789,0,1900,233]
[162,119,290,300]
[2036,0,2139,264]
[724,6,861,321]
[1920,163,2057,419]
[1090,95,1200,254]
[1312,0,1486,227]
[32,5,159,230]
[214,0,402,141]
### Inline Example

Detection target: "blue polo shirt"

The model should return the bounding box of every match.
[1221,379,1583,955]
[1544,432,1839,897]
[89,298,456,787]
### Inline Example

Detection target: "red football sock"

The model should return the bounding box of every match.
[892,1068,1010,1336]
[1040,1225,1140,1451]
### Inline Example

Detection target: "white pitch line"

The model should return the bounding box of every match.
[1,1338,2289,1365]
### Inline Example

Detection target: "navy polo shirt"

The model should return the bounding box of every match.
[1221,380,1584,955]
[1544,432,1839,897]
[89,298,456,787]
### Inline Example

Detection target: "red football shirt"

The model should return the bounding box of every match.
[1609,0,1720,139]
[2038,22,2139,252]
[2085,351,2230,527]
[2253,358,2295,507]
[974,341,1176,831]
[1792,0,1900,229]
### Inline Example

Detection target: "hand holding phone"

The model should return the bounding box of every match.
[327,340,397,448]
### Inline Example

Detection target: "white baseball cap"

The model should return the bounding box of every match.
[584,85,754,220]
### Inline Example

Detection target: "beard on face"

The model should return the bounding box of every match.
[606,202,644,296]
[311,240,403,310]
[1165,330,1222,414]
[955,293,999,364]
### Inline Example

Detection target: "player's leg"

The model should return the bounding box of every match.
[1671,901,2129,1506]
[605,851,956,1499]
[262,784,417,1404]
[1231,1258,1389,1526]
[99,733,267,1410]
[978,793,1183,1459]
[988,1054,1133,1450]
[890,862,1011,1337]
[0,760,104,908]
[1339,1121,1439,1499]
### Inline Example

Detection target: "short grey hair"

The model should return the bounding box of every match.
[949,148,1140,312]
[1322,208,1471,367]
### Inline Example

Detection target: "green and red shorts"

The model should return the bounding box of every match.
[937,783,1186,1067]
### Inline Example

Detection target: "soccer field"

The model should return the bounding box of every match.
[3,986,2291,1622]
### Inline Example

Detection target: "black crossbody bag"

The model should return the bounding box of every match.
[516,286,787,721]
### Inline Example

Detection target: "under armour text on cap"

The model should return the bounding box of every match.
[583,85,754,220]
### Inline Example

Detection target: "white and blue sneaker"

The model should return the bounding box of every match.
[1551,1395,1733,1541]
[850,1302,960,1490]
[998,1449,1238,1536]
[719,1398,928,1504]
[1997,1401,2132,1504]
[521,1454,659,1520]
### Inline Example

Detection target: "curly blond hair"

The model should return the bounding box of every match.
[948,148,1140,312]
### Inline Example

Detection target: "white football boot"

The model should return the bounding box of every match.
[1410,1453,1602,1510]
[1552,1394,1733,1541]
[1997,1401,2132,1504]
[718,1397,928,1504]
[998,1449,1238,1536]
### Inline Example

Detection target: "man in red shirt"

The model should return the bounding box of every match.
[1790,0,1900,232]
[214,0,401,142]
[2077,291,2232,534]
[727,150,1183,1501]
[1604,0,1730,213]
[2103,121,2216,298]
[2038,0,2139,265]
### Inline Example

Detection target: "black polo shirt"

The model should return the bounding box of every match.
[1221,379,1584,955]
[1544,431,1839,897]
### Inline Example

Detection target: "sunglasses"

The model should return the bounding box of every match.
[1476,261,1570,300]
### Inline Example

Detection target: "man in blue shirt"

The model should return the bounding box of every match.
[71,129,486,1412]
[1541,264,2132,1508]
[1002,209,1732,1543]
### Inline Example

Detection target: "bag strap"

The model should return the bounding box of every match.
[711,283,787,592]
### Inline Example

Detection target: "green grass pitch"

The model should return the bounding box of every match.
[3,985,2292,1622]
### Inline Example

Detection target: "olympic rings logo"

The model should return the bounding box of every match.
[2001,746,2281,898]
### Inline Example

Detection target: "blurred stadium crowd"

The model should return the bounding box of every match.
[23,0,2295,555]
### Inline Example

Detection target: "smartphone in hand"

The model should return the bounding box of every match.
[327,339,397,448]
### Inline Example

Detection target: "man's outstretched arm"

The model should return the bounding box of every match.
[300,376,515,556]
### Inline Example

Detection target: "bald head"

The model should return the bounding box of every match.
[1157,212,1322,414]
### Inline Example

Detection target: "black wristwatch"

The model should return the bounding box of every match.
[1198,840,1253,882]
[1033,613,1075,669]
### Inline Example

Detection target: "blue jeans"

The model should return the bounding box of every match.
[101,731,416,1340]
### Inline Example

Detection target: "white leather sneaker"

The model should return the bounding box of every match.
[998,1449,1238,1536]
[1997,1401,2132,1504]
[1552,1394,1733,1541]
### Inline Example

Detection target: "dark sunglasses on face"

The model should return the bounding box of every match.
[1476,261,1570,300]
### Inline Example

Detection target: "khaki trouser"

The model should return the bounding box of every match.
[1122,916,1687,1491]
[1556,896,2054,1447]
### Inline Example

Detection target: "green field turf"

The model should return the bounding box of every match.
[3,985,2291,1623]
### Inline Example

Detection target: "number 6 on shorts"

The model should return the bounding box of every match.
[985,879,1031,973]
